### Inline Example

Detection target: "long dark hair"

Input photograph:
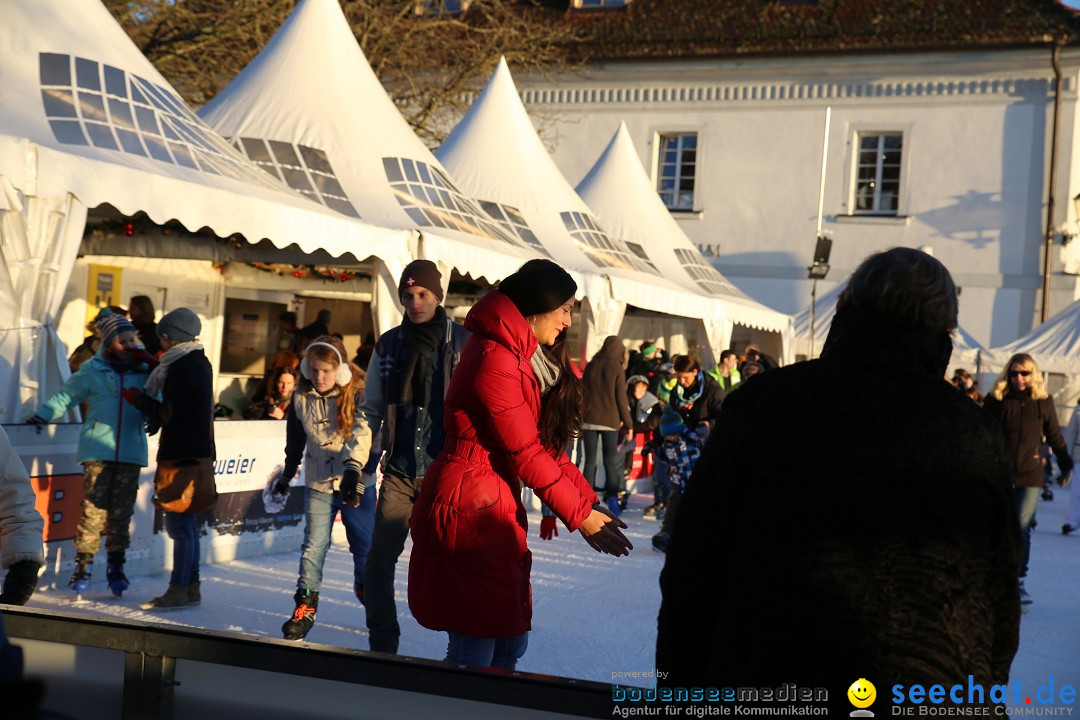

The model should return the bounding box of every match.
[498,259,583,454]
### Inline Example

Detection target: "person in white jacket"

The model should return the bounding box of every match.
[1062,406,1080,535]
[0,426,45,605]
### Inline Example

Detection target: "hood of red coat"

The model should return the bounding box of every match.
[465,289,538,361]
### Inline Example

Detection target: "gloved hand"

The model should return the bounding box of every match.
[539,516,558,540]
[273,474,292,498]
[340,468,364,508]
[126,348,159,369]
[121,387,141,405]
[0,560,42,605]
[26,415,47,434]
[1060,469,1073,489]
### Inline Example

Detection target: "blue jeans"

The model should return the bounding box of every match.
[298,485,376,592]
[445,632,529,670]
[1015,486,1040,579]
[164,512,200,587]
[652,460,670,504]
[583,429,624,500]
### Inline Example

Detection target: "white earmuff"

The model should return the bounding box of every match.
[301,342,352,387]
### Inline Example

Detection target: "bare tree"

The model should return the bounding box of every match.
[105,0,580,144]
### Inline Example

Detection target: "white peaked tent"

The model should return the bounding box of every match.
[0,0,411,423]
[575,123,794,362]
[437,60,717,355]
[987,298,1080,374]
[793,279,983,368]
[198,0,539,333]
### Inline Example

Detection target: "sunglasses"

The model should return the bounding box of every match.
[1008,370,1032,378]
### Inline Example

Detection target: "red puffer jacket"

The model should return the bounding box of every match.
[408,289,598,638]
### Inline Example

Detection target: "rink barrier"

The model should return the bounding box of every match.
[3,605,612,719]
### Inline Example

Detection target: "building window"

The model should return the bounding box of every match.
[656,133,697,211]
[415,0,470,16]
[574,0,631,7]
[854,132,903,214]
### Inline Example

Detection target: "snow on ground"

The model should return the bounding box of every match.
[26,490,1080,706]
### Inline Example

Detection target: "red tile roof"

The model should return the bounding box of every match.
[532,0,1080,61]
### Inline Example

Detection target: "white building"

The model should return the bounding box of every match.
[515,0,1080,349]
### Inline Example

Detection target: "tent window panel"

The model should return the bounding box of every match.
[404,207,428,226]
[299,146,333,175]
[519,228,541,247]
[143,135,172,163]
[169,142,196,168]
[115,129,146,156]
[77,91,108,123]
[505,206,527,226]
[417,163,433,184]
[241,137,272,164]
[195,152,222,175]
[403,160,419,183]
[311,174,345,198]
[383,158,404,183]
[130,83,150,107]
[325,198,360,218]
[269,140,301,168]
[39,53,71,86]
[108,99,135,129]
[42,88,78,119]
[75,57,100,92]
[104,65,127,97]
[48,120,88,146]
[479,200,503,221]
[281,167,314,193]
[161,120,181,141]
[86,123,118,150]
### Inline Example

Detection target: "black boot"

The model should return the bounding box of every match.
[106,552,129,598]
[282,589,319,641]
[69,553,93,594]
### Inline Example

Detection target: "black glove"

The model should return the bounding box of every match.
[275,463,298,497]
[340,468,364,508]
[0,560,42,605]
[26,415,46,434]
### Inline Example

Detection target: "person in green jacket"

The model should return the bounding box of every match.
[29,308,154,597]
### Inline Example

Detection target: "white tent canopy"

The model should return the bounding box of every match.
[987,298,1080,374]
[0,0,412,422]
[793,279,984,368]
[437,59,724,353]
[575,122,794,362]
[198,0,538,324]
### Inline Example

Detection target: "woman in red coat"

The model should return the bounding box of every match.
[408,259,633,669]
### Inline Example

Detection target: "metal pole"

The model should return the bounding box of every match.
[1042,44,1063,323]
[816,107,832,238]
[809,278,818,359]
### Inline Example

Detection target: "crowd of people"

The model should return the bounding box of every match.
[0,248,1073,702]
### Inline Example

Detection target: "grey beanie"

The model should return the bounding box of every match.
[157,307,201,342]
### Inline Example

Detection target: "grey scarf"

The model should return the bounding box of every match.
[529,346,561,394]
[143,341,202,398]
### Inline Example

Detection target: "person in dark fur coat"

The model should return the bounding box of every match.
[657,248,1020,709]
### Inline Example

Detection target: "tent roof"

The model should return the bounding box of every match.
[438,58,718,315]
[197,0,534,284]
[0,0,410,262]
[575,122,791,334]
[989,298,1080,374]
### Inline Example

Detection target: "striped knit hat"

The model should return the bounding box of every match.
[95,308,135,345]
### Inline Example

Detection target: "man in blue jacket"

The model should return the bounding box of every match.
[359,259,469,653]
[30,308,155,597]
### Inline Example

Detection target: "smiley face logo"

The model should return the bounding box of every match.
[847,678,876,709]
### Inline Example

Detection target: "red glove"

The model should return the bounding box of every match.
[122,387,141,405]
[127,348,159,369]
[539,516,558,540]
